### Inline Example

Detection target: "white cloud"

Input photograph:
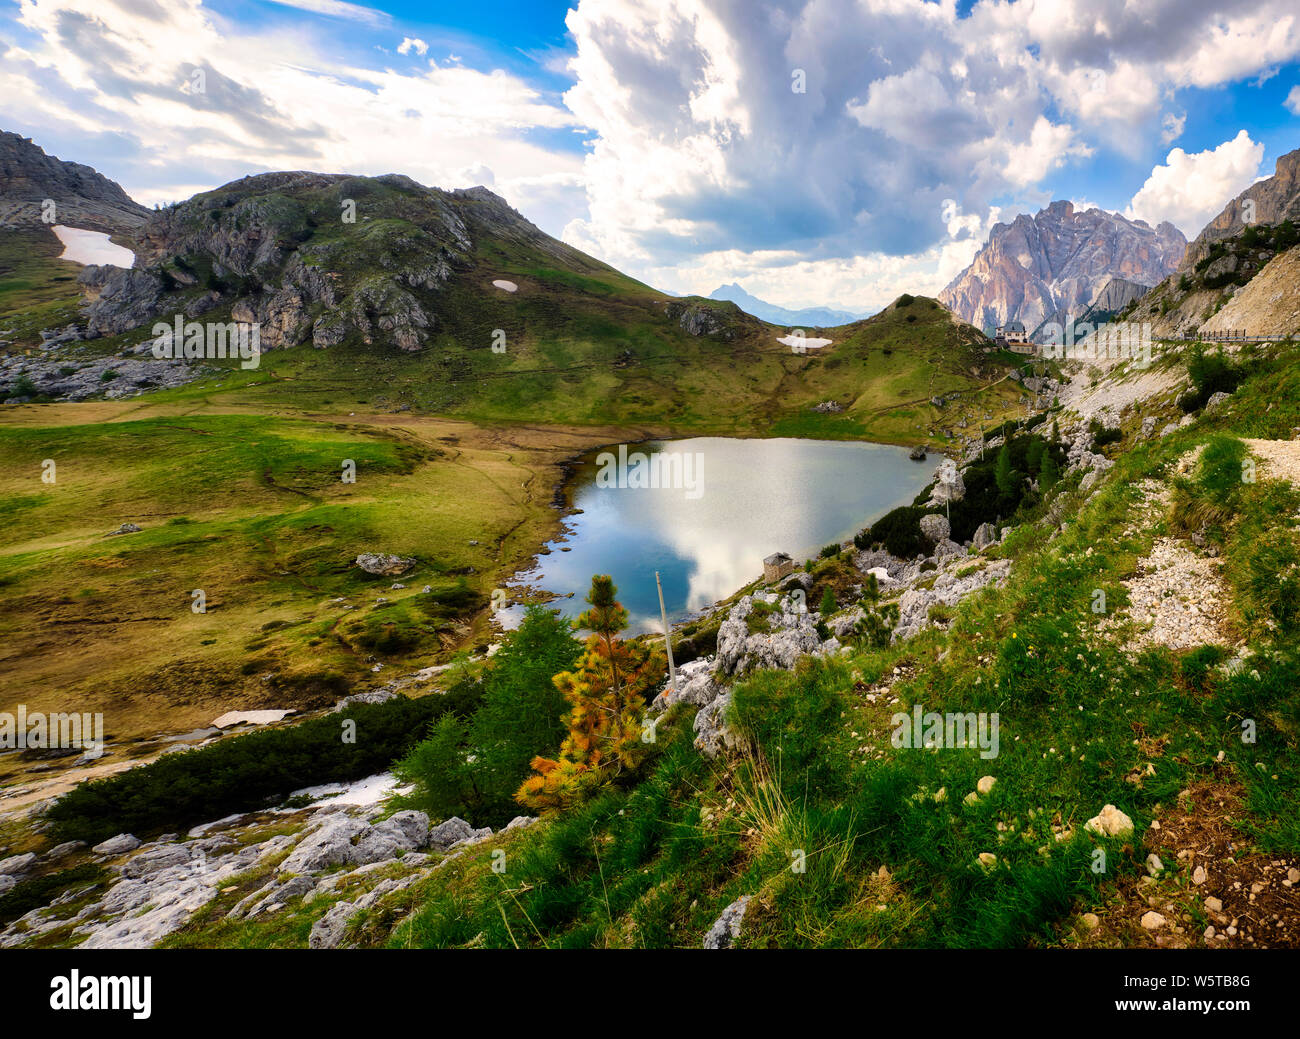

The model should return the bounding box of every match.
[264,0,390,27]
[557,0,1300,305]
[1000,117,1093,189]
[1161,112,1186,145]
[6,0,1300,310]
[0,0,586,236]
[1287,85,1300,115]
[1125,131,1265,236]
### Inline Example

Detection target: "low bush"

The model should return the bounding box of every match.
[46,694,458,844]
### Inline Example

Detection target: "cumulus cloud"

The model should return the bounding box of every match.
[6,0,1300,308]
[0,0,584,231]
[1125,130,1265,236]
[561,0,1300,301]
[1287,85,1300,115]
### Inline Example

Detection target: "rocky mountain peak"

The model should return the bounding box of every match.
[1183,147,1300,268]
[939,202,1186,333]
[0,130,149,235]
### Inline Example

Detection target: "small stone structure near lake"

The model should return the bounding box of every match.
[762,551,795,583]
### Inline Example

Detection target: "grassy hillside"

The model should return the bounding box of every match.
[359,342,1300,949]
[0,393,631,764]
[8,340,1299,949]
[0,229,83,340]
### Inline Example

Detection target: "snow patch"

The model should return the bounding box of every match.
[288,772,410,808]
[777,334,832,350]
[51,225,135,268]
[211,709,295,729]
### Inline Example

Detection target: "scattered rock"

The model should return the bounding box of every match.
[0,853,37,877]
[46,841,86,860]
[702,895,751,949]
[1084,804,1134,839]
[122,845,193,880]
[694,692,739,759]
[91,834,141,856]
[971,522,999,551]
[1140,910,1167,930]
[919,513,950,543]
[354,553,416,576]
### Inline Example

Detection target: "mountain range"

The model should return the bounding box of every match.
[0,130,999,438]
[939,201,1186,334]
[707,282,869,328]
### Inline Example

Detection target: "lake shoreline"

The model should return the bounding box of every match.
[507,432,938,635]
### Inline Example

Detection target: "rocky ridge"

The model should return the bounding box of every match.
[939,201,1185,333]
[0,131,149,235]
[0,802,535,950]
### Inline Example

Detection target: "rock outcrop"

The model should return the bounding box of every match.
[702,894,751,948]
[1200,246,1300,337]
[0,131,149,235]
[1183,148,1300,270]
[355,553,416,576]
[65,169,613,358]
[1125,149,1300,338]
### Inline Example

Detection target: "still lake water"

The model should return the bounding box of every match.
[505,437,936,634]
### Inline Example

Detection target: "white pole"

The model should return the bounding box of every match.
[656,571,677,694]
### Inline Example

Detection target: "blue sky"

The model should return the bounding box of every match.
[2,0,1298,310]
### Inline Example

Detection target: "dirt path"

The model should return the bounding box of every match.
[1244,437,1300,484]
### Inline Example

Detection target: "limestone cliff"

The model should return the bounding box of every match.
[939,202,1185,333]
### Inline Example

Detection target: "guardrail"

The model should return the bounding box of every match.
[1176,330,1294,343]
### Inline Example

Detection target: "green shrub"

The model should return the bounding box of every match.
[46,695,454,843]
[7,374,37,398]
[1091,427,1122,451]
[747,599,775,634]
[820,585,836,615]
[1180,345,1245,412]
[854,601,898,648]
[855,432,1062,555]
[0,864,108,925]
[396,606,583,826]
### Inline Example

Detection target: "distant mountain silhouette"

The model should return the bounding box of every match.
[708,282,869,328]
